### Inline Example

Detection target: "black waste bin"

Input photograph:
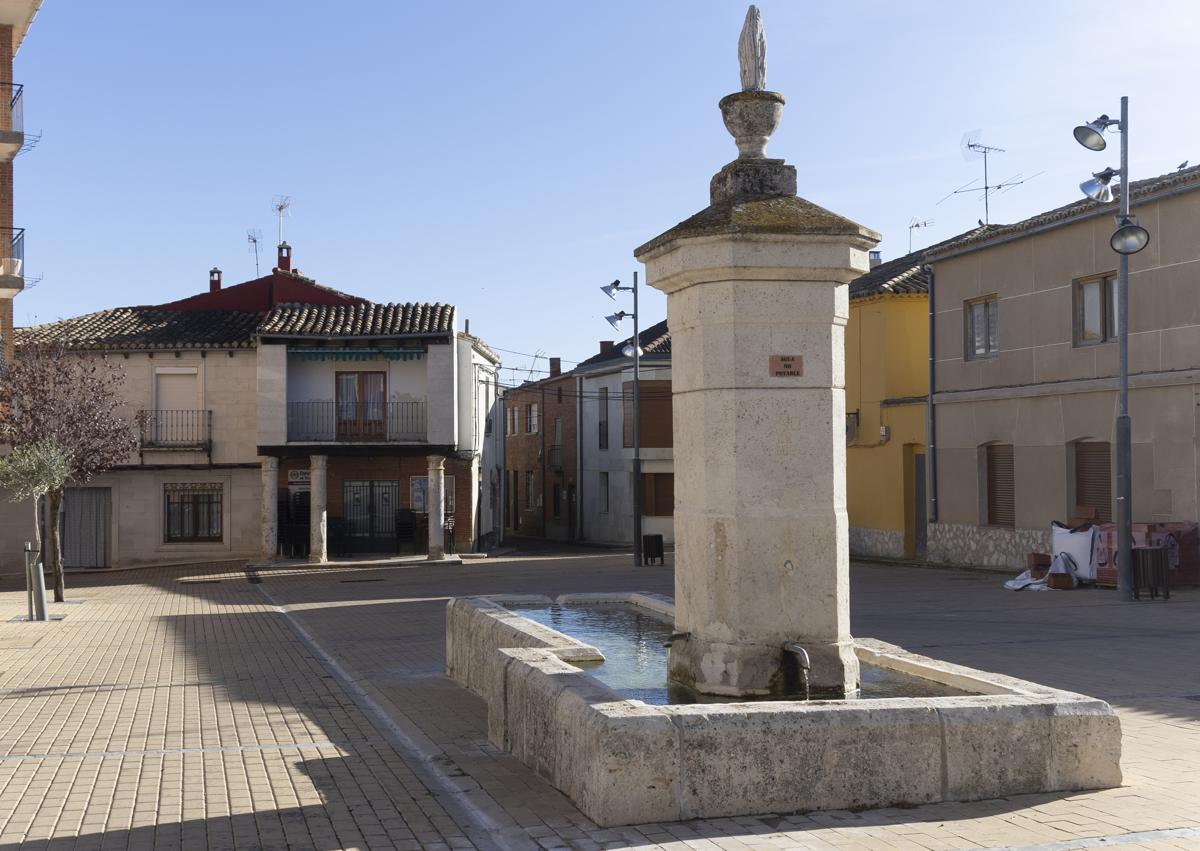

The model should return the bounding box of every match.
[1133,546,1169,600]
[643,533,664,565]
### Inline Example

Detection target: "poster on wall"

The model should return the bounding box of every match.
[409,476,455,514]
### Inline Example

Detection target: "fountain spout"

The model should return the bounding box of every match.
[664,631,691,648]
[783,642,811,700]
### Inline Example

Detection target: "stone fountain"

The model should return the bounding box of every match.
[644,4,870,698]
[444,6,1121,827]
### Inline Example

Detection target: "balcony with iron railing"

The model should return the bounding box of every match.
[287,399,428,443]
[0,83,23,160]
[0,227,23,286]
[138,410,213,453]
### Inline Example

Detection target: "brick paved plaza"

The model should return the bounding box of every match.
[0,553,1195,850]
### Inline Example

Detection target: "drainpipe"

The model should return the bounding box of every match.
[498,390,506,546]
[540,383,547,538]
[576,372,584,541]
[925,264,939,524]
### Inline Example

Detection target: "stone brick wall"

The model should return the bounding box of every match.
[926,521,1051,571]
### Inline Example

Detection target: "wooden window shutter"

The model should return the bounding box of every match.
[640,381,673,448]
[641,473,675,517]
[986,444,1015,527]
[1075,442,1112,523]
[655,473,674,516]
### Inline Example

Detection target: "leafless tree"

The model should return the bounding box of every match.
[0,344,138,600]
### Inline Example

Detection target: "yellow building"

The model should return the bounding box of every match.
[846,230,986,559]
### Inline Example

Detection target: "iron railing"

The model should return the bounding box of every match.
[549,445,564,470]
[0,83,22,136]
[138,409,212,449]
[0,227,23,279]
[287,399,427,442]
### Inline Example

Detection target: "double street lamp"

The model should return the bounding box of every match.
[601,273,644,567]
[1072,96,1150,600]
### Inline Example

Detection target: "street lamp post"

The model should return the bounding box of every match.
[1073,96,1150,600]
[601,274,644,567]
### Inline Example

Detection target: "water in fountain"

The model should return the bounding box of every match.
[506,602,972,705]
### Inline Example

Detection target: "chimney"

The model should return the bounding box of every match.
[277,242,292,272]
[209,267,222,292]
[869,250,882,269]
[549,357,561,377]
[599,340,615,356]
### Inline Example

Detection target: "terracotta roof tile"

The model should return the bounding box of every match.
[258,302,455,337]
[849,225,996,301]
[16,300,457,351]
[16,308,265,350]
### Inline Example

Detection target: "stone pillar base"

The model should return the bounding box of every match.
[668,636,860,698]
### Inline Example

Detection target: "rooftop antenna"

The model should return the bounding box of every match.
[272,195,291,245]
[937,131,1042,225]
[246,229,262,277]
[908,218,934,253]
[526,349,545,383]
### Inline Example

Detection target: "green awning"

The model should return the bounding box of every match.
[289,348,426,362]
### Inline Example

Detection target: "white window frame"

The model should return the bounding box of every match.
[965,295,999,361]
[1073,273,1118,347]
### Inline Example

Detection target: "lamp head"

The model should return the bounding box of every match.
[1080,167,1118,203]
[605,312,625,332]
[1073,114,1114,152]
[600,279,621,300]
[1110,216,1150,255]
[621,343,644,358]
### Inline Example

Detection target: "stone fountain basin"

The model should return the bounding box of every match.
[445,593,1121,828]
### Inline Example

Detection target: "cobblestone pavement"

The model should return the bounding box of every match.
[0,552,1195,850]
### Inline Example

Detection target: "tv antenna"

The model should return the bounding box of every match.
[247,229,262,277]
[937,131,1042,224]
[272,195,291,244]
[908,218,934,253]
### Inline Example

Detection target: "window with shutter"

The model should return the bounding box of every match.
[985,444,1015,527]
[622,381,673,449]
[642,473,674,516]
[1075,442,1112,522]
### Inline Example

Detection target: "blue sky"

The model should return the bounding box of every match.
[13,1,1200,383]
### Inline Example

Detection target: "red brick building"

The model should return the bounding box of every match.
[503,358,579,540]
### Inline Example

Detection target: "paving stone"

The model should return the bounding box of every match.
[0,556,1193,849]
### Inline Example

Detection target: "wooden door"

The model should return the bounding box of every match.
[336,372,386,440]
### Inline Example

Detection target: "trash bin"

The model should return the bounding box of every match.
[642,533,664,565]
[1133,546,1169,600]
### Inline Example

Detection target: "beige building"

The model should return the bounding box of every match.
[0,245,502,571]
[926,165,1200,568]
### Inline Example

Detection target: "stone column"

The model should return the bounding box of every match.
[636,82,879,697]
[427,455,445,560]
[309,454,328,563]
[260,456,279,560]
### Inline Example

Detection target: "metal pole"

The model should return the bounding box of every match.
[1116,95,1133,600]
[632,271,643,567]
[983,149,990,225]
[24,541,33,621]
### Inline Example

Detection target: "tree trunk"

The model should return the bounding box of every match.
[31,495,41,553]
[47,488,65,602]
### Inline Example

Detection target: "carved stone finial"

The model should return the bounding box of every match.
[738,5,766,92]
